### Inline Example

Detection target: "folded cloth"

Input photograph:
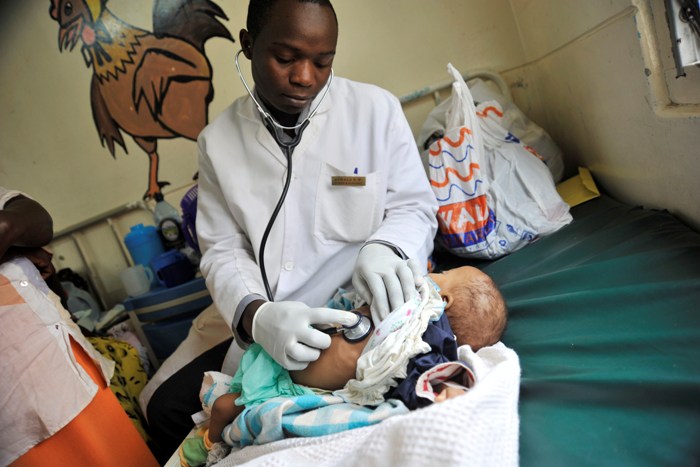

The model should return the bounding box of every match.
[383,310,458,409]
[230,343,313,407]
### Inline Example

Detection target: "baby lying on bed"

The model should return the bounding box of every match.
[182,266,507,466]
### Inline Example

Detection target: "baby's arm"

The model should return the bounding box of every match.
[290,307,371,390]
[208,392,244,444]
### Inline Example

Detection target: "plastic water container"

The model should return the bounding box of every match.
[124,224,165,273]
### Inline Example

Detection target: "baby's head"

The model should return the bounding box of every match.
[428,266,507,350]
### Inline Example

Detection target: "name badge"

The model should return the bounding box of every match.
[331,176,366,187]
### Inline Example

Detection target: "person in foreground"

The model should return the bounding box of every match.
[180,266,507,466]
[144,0,438,461]
[0,186,158,466]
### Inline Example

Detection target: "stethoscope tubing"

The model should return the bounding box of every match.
[257,120,309,300]
[234,48,333,300]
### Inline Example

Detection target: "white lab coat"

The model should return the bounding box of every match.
[196,76,438,341]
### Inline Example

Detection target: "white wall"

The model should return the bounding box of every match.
[504,0,700,230]
[333,1,525,134]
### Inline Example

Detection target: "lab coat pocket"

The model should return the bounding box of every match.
[314,163,380,243]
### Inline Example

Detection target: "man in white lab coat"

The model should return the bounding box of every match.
[143,0,437,461]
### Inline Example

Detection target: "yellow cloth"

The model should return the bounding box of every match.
[89,336,150,441]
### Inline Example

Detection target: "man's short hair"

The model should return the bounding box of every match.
[247,0,337,39]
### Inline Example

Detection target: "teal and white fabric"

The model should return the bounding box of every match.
[221,394,408,448]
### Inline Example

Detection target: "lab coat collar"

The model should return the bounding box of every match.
[237,79,333,165]
[236,75,333,126]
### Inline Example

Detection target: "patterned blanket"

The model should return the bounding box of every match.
[222,394,408,447]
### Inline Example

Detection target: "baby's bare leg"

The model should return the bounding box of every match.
[207,392,244,443]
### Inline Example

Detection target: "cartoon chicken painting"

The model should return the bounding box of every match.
[49,0,233,199]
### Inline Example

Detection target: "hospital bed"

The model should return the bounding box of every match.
[433,193,700,465]
[166,193,699,466]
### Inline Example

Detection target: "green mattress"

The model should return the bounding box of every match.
[434,196,700,466]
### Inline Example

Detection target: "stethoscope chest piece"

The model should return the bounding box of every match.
[342,311,373,342]
[317,310,373,343]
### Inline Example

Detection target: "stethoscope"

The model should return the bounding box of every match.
[234,48,333,300]
[318,310,373,343]
[236,50,370,343]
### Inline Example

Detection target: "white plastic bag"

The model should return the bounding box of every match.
[428,64,572,259]
[418,76,564,183]
[469,78,564,182]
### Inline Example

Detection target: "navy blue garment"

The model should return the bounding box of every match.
[384,312,458,409]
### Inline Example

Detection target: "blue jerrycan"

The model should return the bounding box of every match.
[124,224,165,285]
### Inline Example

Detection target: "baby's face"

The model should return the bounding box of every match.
[289,307,371,390]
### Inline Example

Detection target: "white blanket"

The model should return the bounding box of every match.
[217,342,520,467]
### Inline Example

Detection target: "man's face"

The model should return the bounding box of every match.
[244,0,338,117]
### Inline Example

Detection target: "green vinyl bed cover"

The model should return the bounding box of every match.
[433,195,700,466]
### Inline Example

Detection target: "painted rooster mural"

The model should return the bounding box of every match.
[49,0,234,199]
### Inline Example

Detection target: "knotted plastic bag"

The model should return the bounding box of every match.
[428,64,572,259]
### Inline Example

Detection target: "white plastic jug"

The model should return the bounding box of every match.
[120,264,154,297]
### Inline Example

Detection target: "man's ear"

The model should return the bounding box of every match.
[239,29,253,59]
[441,291,454,311]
